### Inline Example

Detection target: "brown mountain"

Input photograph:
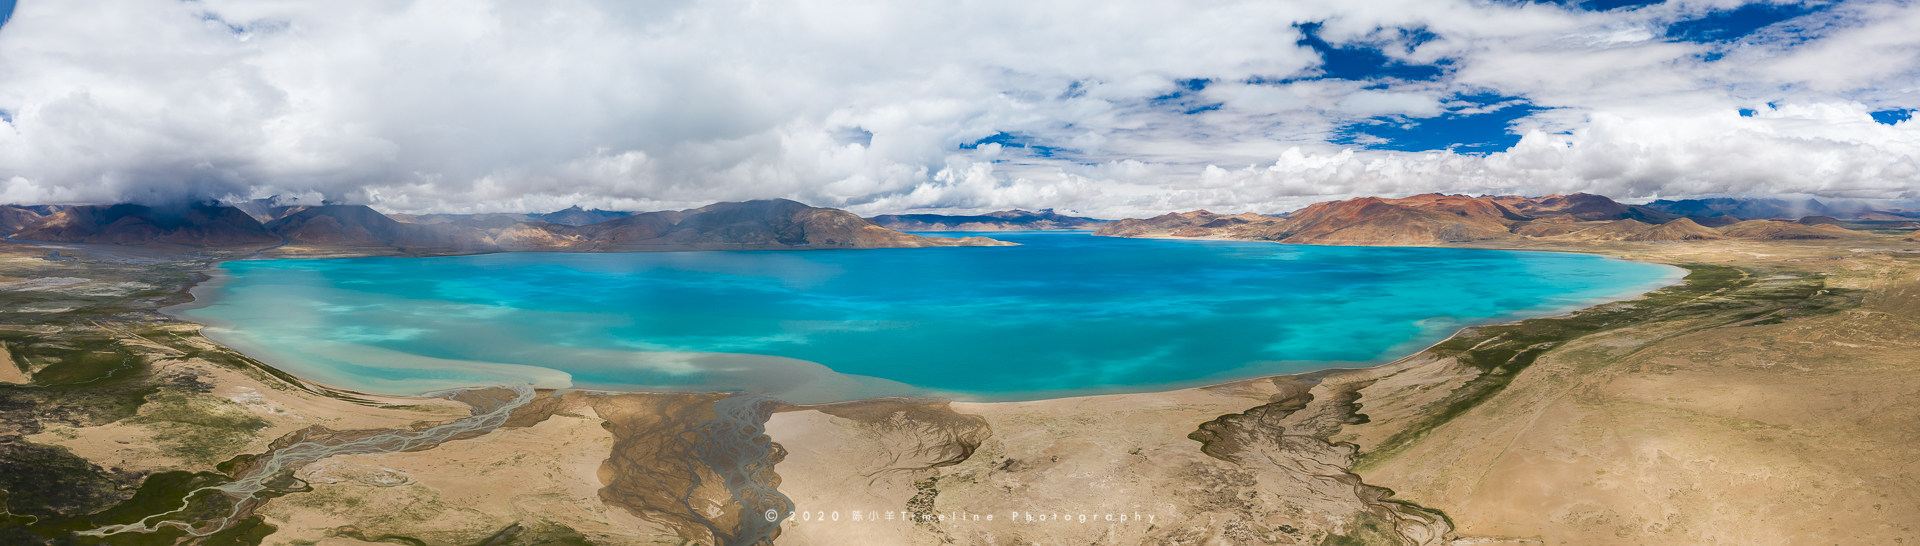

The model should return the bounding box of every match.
[445,199,1011,252]
[1492,193,1676,222]
[1623,218,1724,242]
[1265,195,1518,245]
[1095,194,1527,245]
[1389,193,1530,221]
[265,205,490,249]
[1685,215,1745,227]
[7,199,1004,252]
[1095,211,1285,239]
[1908,229,1920,241]
[868,209,1106,231]
[12,203,279,247]
[1095,193,1883,246]
[1509,218,1591,237]
[230,198,310,223]
[1718,220,1859,240]
[266,205,406,246]
[534,206,633,226]
[1551,219,1656,241]
[1,205,44,236]
[571,199,1008,250]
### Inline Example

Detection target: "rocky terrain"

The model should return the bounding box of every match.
[1095,193,1881,246]
[866,209,1106,231]
[3,199,1008,255]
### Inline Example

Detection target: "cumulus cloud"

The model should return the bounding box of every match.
[0,0,1913,217]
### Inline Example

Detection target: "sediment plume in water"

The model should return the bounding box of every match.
[78,384,536,538]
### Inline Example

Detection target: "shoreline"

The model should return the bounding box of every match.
[155,237,1696,408]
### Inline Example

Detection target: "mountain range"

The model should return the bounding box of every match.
[866,209,1106,231]
[1094,193,1886,245]
[7,193,1915,252]
[0,199,1008,253]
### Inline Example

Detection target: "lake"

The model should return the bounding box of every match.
[175,232,1682,402]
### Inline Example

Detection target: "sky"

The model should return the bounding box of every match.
[0,0,1916,217]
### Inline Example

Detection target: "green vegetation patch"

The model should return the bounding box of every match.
[0,331,160,434]
[0,441,142,520]
[1318,511,1399,546]
[130,388,270,465]
[0,468,259,545]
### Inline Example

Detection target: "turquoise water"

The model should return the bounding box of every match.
[177,232,1681,402]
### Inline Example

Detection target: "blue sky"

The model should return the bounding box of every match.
[0,0,1915,215]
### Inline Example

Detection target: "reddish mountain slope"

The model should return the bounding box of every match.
[0,206,43,236]
[1268,196,1516,244]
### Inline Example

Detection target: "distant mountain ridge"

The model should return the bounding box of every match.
[867,209,1106,231]
[10,193,1912,251]
[1098,211,1284,239]
[1095,193,1883,246]
[3,199,1009,253]
[12,203,280,246]
[535,205,634,226]
[1639,196,1920,222]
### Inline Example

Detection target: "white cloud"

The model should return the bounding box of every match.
[0,0,1914,217]
[1337,91,1443,117]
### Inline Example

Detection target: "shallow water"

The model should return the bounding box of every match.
[176,232,1681,402]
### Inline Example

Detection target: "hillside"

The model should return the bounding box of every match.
[868,209,1106,231]
[576,199,1009,250]
[1491,193,1675,222]
[1635,197,1904,221]
[1623,217,1724,241]
[534,206,634,226]
[1718,220,1857,240]
[229,197,311,223]
[1095,193,1525,245]
[11,203,279,247]
[264,205,494,250]
[1268,195,1517,244]
[1097,193,1880,246]
[0,205,43,236]
[1095,211,1285,239]
[1553,219,1655,241]
[6,200,1007,253]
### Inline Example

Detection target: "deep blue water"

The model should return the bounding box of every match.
[177,232,1681,402]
